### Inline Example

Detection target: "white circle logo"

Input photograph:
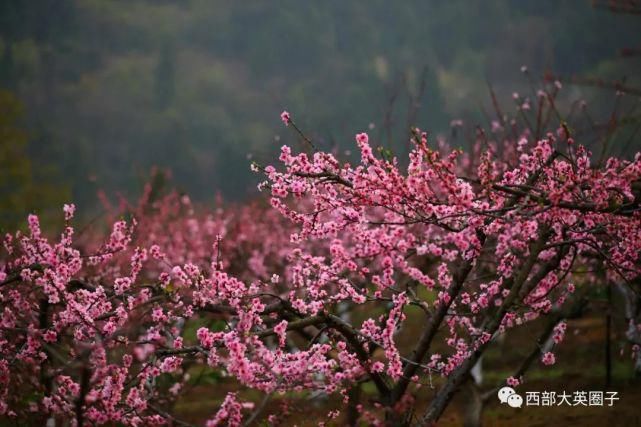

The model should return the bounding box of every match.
[497,386,522,408]
[507,393,523,408]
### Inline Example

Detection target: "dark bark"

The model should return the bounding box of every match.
[418,230,551,425]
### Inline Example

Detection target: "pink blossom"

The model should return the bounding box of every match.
[506,376,520,387]
[280,110,291,126]
[541,352,556,366]
[63,203,76,221]
[1,104,640,425]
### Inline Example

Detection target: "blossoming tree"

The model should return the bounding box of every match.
[1,109,640,426]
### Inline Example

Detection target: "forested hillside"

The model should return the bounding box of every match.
[0,0,639,217]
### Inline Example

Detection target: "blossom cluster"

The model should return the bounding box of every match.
[1,112,640,425]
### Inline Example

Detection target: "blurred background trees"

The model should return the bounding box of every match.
[0,0,639,218]
[0,90,69,230]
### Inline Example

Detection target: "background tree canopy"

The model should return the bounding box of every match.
[0,0,639,222]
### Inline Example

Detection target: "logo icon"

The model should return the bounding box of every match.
[498,386,523,408]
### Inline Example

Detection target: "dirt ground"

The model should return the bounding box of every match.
[173,312,641,426]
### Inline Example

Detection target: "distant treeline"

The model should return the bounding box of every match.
[0,0,639,217]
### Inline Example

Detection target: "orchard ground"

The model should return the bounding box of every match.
[173,310,641,426]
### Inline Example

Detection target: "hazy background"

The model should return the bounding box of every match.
[1,0,640,226]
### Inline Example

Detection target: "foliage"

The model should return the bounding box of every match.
[0,90,69,230]
[0,0,639,205]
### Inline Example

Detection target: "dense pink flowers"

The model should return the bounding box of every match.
[1,110,640,425]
